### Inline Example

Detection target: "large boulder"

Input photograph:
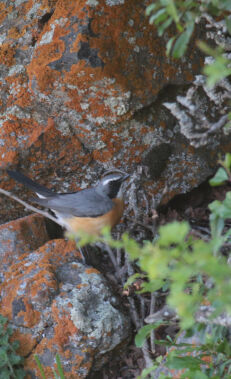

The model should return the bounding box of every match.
[0,0,230,220]
[0,0,212,218]
[0,237,131,378]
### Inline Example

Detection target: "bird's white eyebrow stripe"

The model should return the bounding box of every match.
[102,176,121,185]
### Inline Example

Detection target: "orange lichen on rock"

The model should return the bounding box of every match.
[92,149,113,162]
[0,150,18,166]
[11,330,38,357]
[53,311,78,348]
[27,0,202,124]
[0,3,10,23]
[0,43,15,66]
[85,268,100,275]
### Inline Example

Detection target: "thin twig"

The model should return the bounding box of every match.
[125,253,135,277]
[128,297,141,329]
[0,188,58,224]
[150,293,156,354]
[116,246,122,266]
[138,295,146,322]
[142,341,154,369]
[104,244,121,279]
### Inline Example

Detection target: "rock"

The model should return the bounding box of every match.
[0,0,203,218]
[0,239,131,378]
[0,0,230,221]
[0,214,50,281]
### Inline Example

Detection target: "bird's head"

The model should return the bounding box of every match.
[96,171,130,199]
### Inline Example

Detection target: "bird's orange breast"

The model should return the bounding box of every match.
[65,198,124,236]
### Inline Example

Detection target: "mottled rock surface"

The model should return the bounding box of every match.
[1,0,229,224]
[0,238,131,378]
[0,214,50,281]
[0,3,230,373]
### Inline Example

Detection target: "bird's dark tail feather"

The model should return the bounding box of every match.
[7,170,53,197]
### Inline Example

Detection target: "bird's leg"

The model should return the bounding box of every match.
[74,239,86,264]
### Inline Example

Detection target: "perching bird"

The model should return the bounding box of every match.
[7,170,129,236]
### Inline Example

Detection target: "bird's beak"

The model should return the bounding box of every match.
[122,173,130,181]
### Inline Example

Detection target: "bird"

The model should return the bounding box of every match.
[7,169,130,237]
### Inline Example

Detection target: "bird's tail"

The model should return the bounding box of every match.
[7,170,53,197]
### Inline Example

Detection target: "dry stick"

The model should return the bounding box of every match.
[104,244,121,279]
[0,188,58,224]
[115,231,122,267]
[150,292,156,354]
[142,340,154,370]
[127,296,141,329]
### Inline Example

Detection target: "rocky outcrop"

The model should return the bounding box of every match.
[0,216,130,377]
[0,214,50,281]
[0,2,230,375]
[1,0,229,224]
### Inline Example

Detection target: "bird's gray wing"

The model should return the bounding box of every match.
[33,188,114,217]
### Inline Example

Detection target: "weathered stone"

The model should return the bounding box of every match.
[0,239,131,378]
[0,214,50,281]
[0,0,230,221]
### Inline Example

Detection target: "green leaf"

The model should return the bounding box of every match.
[135,323,163,347]
[55,353,65,379]
[52,369,60,379]
[204,55,231,88]
[0,349,8,368]
[172,22,194,58]
[0,334,9,346]
[166,0,179,23]
[138,365,158,379]
[209,192,231,220]
[191,372,208,379]
[140,279,164,293]
[224,153,231,170]
[0,369,10,379]
[226,16,231,34]
[158,221,189,246]
[166,36,176,56]
[11,341,19,350]
[122,234,141,259]
[8,353,22,365]
[149,8,168,25]
[34,355,46,379]
[14,368,26,379]
[209,167,229,186]
[167,355,202,370]
[0,316,7,326]
[158,17,173,36]
[220,0,231,11]
[198,40,215,55]
[145,3,158,16]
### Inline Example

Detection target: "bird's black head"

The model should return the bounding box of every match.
[96,172,130,199]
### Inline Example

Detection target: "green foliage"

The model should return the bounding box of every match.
[53,354,65,379]
[0,315,26,379]
[197,42,231,88]
[135,322,166,348]
[35,354,66,379]
[77,153,231,379]
[209,153,231,187]
[209,167,228,187]
[146,0,231,87]
[137,221,231,329]
[147,324,231,378]
[34,355,46,379]
[135,154,231,378]
[145,0,196,58]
